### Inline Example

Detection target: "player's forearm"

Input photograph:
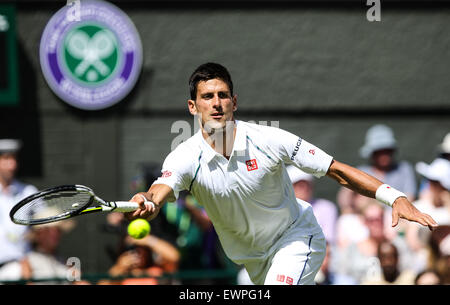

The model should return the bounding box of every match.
[144,183,176,207]
[326,160,382,199]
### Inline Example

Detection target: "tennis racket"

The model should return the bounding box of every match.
[10,184,140,226]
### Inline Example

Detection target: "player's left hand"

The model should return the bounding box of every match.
[392,197,438,231]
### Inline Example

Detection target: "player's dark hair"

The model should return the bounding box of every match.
[189,63,234,100]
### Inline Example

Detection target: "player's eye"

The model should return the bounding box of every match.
[218,92,230,99]
[201,93,213,99]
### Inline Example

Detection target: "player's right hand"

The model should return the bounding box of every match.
[126,192,158,221]
[392,197,438,231]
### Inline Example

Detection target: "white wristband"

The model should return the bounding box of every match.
[375,184,407,207]
[138,194,156,210]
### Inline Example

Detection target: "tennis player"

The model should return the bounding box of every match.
[126,63,437,285]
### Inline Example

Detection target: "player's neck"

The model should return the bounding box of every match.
[201,120,237,159]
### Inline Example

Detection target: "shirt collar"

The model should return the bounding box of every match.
[197,120,247,164]
[197,132,216,163]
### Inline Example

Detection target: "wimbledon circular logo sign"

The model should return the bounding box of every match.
[40,0,143,110]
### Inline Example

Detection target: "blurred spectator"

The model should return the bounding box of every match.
[315,242,340,285]
[337,125,417,240]
[427,225,450,284]
[361,241,416,285]
[414,158,450,225]
[0,139,38,270]
[418,132,450,200]
[331,201,414,284]
[332,202,386,284]
[159,191,216,270]
[437,133,450,161]
[103,234,180,285]
[335,191,369,250]
[287,166,338,245]
[0,213,77,284]
[348,124,416,200]
[405,159,450,273]
[414,269,442,285]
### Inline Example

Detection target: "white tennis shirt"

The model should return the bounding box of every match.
[153,120,333,266]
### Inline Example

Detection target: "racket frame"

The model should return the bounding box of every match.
[10,184,139,226]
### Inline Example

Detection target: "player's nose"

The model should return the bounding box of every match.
[211,95,222,108]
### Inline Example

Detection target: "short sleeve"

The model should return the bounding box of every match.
[151,145,194,199]
[265,127,334,178]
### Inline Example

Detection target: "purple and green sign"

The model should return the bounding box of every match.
[40,0,143,110]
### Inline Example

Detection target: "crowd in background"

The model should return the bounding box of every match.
[0,125,449,285]
[301,126,450,285]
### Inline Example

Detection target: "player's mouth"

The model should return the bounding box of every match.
[210,112,224,119]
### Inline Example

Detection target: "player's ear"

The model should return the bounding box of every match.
[232,95,238,112]
[187,99,197,115]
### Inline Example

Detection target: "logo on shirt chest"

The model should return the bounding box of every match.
[245,159,258,171]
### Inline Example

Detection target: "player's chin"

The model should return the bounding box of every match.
[207,116,235,129]
[204,119,226,131]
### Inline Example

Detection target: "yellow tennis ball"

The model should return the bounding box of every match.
[127,219,151,239]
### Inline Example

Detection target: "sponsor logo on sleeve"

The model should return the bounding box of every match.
[161,171,172,178]
[290,137,302,160]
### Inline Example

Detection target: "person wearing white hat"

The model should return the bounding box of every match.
[337,125,417,243]
[405,158,450,273]
[417,133,450,201]
[412,158,450,225]
[0,139,38,270]
[437,133,450,161]
[358,124,417,201]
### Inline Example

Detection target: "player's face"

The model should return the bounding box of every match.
[188,78,237,130]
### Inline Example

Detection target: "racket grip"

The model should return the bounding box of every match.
[113,201,140,212]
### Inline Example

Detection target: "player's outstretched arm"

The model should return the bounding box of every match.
[126,183,176,221]
[326,160,438,231]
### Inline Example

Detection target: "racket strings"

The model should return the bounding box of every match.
[11,190,92,224]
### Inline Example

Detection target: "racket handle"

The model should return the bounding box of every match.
[112,201,141,212]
